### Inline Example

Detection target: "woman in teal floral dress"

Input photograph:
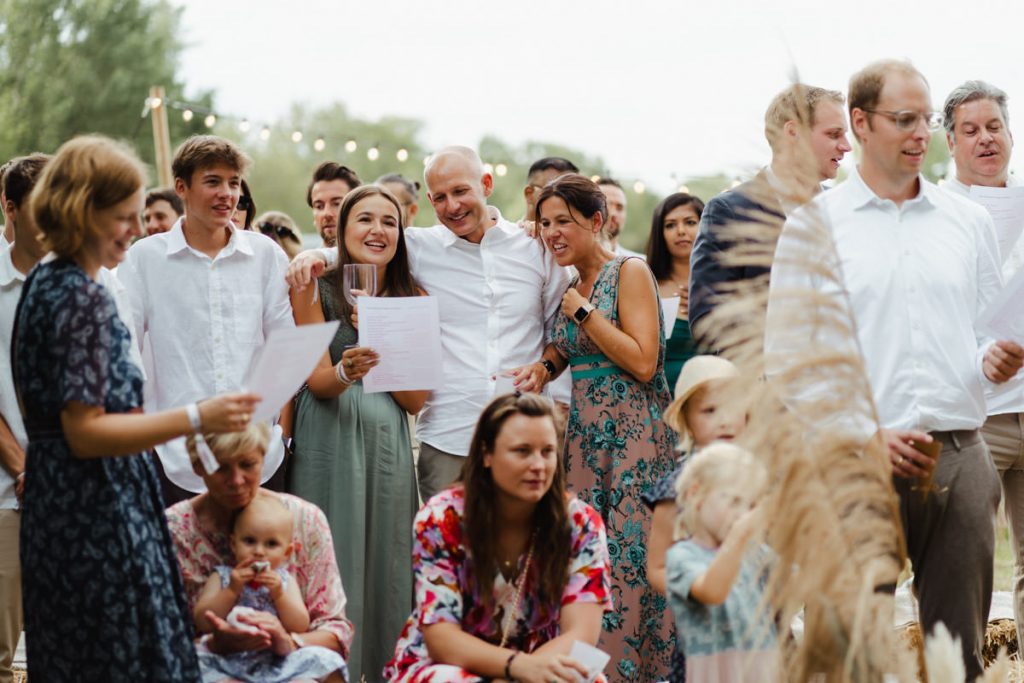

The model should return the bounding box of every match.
[512,175,676,681]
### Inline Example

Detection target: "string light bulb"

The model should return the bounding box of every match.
[204,114,216,128]
[149,96,163,109]
[182,109,194,122]
[291,130,303,143]
[259,126,271,141]
[345,139,358,153]
[678,184,690,193]
[396,148,409,162]
[633,181,645,194]
[495,163,508,177]
[313,137,326,152]
[238,119,251,133]
[367,146,380,161]
[483,163,494,175]
[590,174,600,182]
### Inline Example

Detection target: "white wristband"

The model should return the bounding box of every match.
[335,360,353,385]
[186,402,203,433]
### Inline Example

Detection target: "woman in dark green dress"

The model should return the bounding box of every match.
[645,193,705,394]
[288,184,427,683]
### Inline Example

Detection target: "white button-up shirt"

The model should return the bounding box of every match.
[0,245,26,509]
[118,219,294,491]
[767,167,1001,436]
[324,208,570,455]
[407,209,570,455]
[944,173,1024,415]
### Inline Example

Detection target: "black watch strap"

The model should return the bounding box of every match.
[540,359,557,377]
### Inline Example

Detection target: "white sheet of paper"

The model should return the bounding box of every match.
[661,296,680,339]
[357,296,443,394]
[493,374,517,396]
[969,185,1024,264]
[979,265,1024,343]
[245,321,340,422]
[569,640,611,683]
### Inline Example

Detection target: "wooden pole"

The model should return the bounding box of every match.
[149,85,173,188]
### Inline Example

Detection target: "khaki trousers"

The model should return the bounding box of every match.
[981,412,1024,652]
[0,509,21,683]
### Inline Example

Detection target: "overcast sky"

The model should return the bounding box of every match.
[176,0,1023,192]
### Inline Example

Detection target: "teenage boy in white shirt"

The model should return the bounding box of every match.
[288,146,570,501]
[119,135,293,503]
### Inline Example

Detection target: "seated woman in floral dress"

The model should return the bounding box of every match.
[384,393,612,683]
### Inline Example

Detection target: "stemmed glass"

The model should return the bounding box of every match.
[343,263,377,305]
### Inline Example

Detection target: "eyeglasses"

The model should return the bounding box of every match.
[236,196,252,212]
[863,109,944,132]
[258,222,297,241]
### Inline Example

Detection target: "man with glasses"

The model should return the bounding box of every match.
[768,60,1024,677]
[941,80,1024,650]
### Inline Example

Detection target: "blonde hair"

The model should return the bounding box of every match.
[233,493,293,538]
[28,135,147,259]
[186,421,272,471]
[764,84,845,152]
[674,442,766,540]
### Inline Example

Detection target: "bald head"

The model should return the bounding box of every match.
[424,145,495,243]
[424,146,486,188]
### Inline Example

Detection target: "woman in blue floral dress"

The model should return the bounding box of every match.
[12,136,259,682]
[514,174,677,681]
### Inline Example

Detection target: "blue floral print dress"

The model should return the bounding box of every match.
[552,256,677,682]
[13,259,200,682]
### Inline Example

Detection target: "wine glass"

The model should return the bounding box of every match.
[343,263,377,306]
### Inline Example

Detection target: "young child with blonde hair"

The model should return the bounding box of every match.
[193,490,345,682]
[642,355,747,682]
[667,443,775,682]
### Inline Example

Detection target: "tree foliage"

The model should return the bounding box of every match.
[0,0,210,172]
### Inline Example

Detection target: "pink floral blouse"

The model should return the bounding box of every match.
[166,492,354,655]
[384,486,612,682]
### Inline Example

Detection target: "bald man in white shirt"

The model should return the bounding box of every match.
[288,147,570,501]
[769,60,1024,678]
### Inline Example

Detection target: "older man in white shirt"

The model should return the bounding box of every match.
[119,136,293,503]
[941,79,1024,649]
[288,146,570,501]
[768,60,1024,678]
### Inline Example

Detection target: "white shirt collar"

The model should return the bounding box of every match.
[0,245,25,287]
[166,216,254,258]
[846,165,936,211]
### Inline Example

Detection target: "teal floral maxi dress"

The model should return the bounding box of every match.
[552,256,677,682]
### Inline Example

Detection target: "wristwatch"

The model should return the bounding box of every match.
[540,359,557,377]
[573,303,596,324]
[290,632,307,650]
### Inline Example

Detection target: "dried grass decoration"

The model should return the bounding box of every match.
[693,80,917,682]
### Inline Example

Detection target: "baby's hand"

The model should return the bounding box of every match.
[229,560,257,593]
[253,568,284,599]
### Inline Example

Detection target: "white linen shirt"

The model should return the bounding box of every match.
[944,173,1024,415]
[407,209,570,455]
[324,208,570,456]
[767,167,1002,436]
[118,219,294,491]
[0,246,26,508]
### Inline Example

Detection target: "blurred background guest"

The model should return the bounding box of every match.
[646,192,704,392]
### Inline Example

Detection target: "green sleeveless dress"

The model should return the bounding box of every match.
[288,279,417,683]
